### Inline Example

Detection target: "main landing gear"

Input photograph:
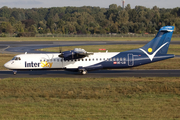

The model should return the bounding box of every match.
[78,67,87,75]
[81,70,87,75]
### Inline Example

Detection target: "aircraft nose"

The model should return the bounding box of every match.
[4,61,11,69]
[4,62,9,69]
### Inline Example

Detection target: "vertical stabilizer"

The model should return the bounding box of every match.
[140,26,174,55]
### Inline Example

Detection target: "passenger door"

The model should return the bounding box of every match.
[128,54,134,66]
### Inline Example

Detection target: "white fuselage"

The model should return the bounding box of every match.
[4,52,119,70]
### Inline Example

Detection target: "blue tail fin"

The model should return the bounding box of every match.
[140,26,174,55]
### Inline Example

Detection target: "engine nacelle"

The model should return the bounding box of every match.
[59,48,93,60]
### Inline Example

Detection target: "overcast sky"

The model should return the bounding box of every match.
[0,0,179,9]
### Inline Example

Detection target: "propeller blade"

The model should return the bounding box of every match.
[59,47,62,53]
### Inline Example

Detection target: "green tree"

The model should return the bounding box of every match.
[0,6,11,18]
[0,22,13,33]
[120,26,129,34]
[11,10,25,21]
[109,4,118,10]
[25,10,39,23]
[110,24,118,33]
[57,19,65,29]
[129,9,137,23]
[66,23,76,33]
[53,13,60,22]
[28,25,37,33]
[47,18,54,31]
[37,8,49,21]
[116,10,129,25]
[45,28,51,33]
[152,6,159,11]
[14,21,25,33]
[21,19,36,28]
[105,9,118,23]
[125,4,131,11]
[38,21,46,30]
[99,28,106,34]
[0,4,180,34]
[9,17,16,26]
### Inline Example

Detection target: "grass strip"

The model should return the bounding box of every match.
[0,77,180,119]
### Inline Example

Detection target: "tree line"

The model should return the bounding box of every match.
[0,4,180,36]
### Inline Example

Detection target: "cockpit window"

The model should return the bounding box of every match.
[12,57,21,60]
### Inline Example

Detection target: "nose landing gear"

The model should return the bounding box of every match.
[13,70,17,75]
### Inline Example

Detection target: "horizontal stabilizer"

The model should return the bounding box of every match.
[160,26,174,32]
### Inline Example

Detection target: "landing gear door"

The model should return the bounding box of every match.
[128,54,134,66]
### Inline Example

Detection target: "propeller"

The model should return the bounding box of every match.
[58,47,64,58]
[59,47,62,53]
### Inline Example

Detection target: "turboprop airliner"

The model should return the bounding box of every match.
[4,26,175,75]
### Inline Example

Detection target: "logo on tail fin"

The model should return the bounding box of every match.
[139,42,169,61]
[148,48,153,53]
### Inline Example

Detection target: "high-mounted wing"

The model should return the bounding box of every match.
[58,48,93,60]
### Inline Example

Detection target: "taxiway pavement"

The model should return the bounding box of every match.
[0,70,180,78]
